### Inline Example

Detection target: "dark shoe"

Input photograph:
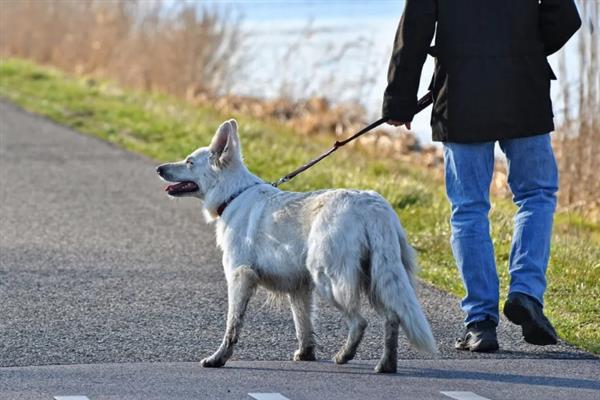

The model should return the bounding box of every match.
[503,292,558,345]
[455,319,499,352]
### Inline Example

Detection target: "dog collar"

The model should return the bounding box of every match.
[216,182,263,217]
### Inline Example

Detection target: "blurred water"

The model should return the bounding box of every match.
[218,0,434,142]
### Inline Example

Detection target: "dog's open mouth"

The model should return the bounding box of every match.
[165,181,199,196]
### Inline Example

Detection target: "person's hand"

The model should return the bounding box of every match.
[388,120,411,130]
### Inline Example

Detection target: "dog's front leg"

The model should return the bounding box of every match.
[200,265,258,368]
[288,290,316,361]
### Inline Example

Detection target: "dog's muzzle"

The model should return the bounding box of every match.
[156,165,199,196]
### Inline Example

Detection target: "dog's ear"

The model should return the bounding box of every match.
[209,119,241,167]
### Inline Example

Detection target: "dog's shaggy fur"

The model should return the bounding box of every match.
[157,119,437,373]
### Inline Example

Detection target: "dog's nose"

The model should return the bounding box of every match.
[156,165,164,176]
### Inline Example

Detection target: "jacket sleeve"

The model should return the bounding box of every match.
[382,0,436,122]
[539,0,582,56]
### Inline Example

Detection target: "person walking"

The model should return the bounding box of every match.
[383,0,581,352]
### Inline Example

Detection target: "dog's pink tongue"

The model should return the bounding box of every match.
[165,183,185,193]
[164,181,198,195]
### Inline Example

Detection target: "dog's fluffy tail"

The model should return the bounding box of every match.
[369,215,438,354]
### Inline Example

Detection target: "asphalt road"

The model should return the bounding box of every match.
[2,360,599,400]
[0,100,598,399]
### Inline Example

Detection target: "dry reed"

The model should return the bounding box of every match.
[553,0,600,221]
[0,0,243,96]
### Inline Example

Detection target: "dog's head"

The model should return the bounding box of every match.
[156,119,243,200]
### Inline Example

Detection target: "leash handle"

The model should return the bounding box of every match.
[272,91,434,187]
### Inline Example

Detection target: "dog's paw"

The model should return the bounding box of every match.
[333,349,354,365]
[374,359,397,374]
[200,356,226,368]
[293,347,316,361]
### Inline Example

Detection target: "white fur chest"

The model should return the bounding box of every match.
[214,191,267,275]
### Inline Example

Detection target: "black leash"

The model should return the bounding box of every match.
[271,91,434,187]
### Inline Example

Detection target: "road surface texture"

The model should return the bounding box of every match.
[1,100,598,399]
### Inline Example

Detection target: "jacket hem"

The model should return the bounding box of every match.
[432,125,555,144]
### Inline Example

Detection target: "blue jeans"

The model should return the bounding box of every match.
[443,134,558,326]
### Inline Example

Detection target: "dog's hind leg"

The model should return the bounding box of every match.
[307,250,367,365]
[375,313,399,373]
[288,289,317,361]
[332,301,367,365]
[201,265,258,368]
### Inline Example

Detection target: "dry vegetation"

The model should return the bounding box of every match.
[0,0,243,96]
[0,0,379,135]
[553,1,600,221]
[0,0,597,218]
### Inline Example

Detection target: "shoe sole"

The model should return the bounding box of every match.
[455,339,499,353]
[504,301,557,346]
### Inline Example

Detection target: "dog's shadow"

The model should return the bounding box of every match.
[225,360,600,391]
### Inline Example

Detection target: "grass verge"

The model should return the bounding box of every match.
[1,58,598,353]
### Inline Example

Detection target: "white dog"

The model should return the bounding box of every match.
[156,119,437,373]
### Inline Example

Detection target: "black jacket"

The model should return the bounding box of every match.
[382,0,581,143]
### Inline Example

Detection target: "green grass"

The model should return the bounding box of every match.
[1,58,598,354]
